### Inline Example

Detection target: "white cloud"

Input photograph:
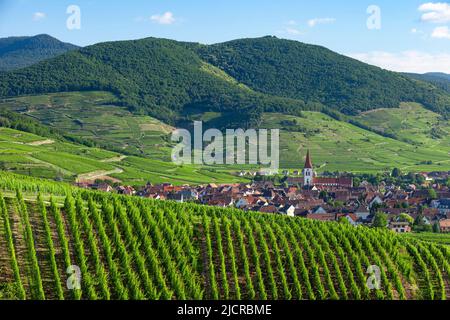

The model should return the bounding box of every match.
[307,17,336,27]
[348,51,450,73]
[411,28,427,37]
[278,20,303,37]
[286,27,302,35]
[418,2,450,23]
[32,12,46,21]
[150,11,176,25]
[431,25,450,38]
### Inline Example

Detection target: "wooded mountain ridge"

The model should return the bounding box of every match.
[0,35,449,127]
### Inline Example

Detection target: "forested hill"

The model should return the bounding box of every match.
[0,35,449,126]
[0,37,305,126]
[196,36,450,116]
[404,72,450,94]
[0,34,78,71]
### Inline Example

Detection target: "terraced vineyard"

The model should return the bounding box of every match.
[0,173,449,300]
[260,111,450,173]
[1,91,175,161]
[2,92,450,175]
[0,127,247,185]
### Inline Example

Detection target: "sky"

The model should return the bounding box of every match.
[0,0,450,73]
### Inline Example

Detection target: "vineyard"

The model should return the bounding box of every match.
[0,173,449,300]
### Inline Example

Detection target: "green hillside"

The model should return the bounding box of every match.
[0,126,247,185]
[0,35,449,175]
[1,92,449,174]
[260,112,450,172]
[1,35,449,129]
[0,35,78,71]
[0,127,116,180]
[0,173,449,300]
[0,37,302,126]
[196,36,450,116]
[405,73,450,94]
[354,102,450,150]
[1,91,174,160]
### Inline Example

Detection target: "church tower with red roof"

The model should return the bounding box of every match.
[303,150,314,186]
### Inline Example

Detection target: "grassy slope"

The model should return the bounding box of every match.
[0,127,116,179]
[354,102,450,151]
[0,126,247,185]
[1,92,450,174]
[1,91,174,161]
[260,111,450,173]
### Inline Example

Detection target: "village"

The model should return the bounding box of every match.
[78,151,450,234]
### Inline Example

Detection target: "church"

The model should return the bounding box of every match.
[287,150,353,188]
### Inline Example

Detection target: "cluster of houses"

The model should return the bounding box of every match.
[78,151,450,233]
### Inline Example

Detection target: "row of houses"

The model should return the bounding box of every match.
[77,178,450,232]
[130,178,449,231]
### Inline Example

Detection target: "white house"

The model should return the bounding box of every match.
[279,205,296,217]
[369,196,383,209]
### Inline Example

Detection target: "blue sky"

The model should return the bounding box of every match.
[1,0,450,73]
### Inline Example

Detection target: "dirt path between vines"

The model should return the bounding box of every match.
[100,155,127,163]
[27,139,55,146]
[76,168,123,183]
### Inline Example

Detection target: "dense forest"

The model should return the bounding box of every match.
[405,72,450,94]
[0,35,449,128]
[196,36,450,116]
[0,38,307,127]
[0,34,78,71]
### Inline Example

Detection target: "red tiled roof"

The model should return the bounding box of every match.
[423,208,439,217]
[306,213,336,221]
[313,177,353,186]
[259,205,278,213]
[440,219,450,228]
[337,213,358,222]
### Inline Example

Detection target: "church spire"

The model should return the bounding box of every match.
[304,150,313,169]
[303,150,314,186]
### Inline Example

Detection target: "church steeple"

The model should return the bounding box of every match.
[303,150,314,186]
[304,150,313,169]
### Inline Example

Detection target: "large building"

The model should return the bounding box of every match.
[287,150,353,188]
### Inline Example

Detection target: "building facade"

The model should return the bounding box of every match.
[299,150,353,188]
